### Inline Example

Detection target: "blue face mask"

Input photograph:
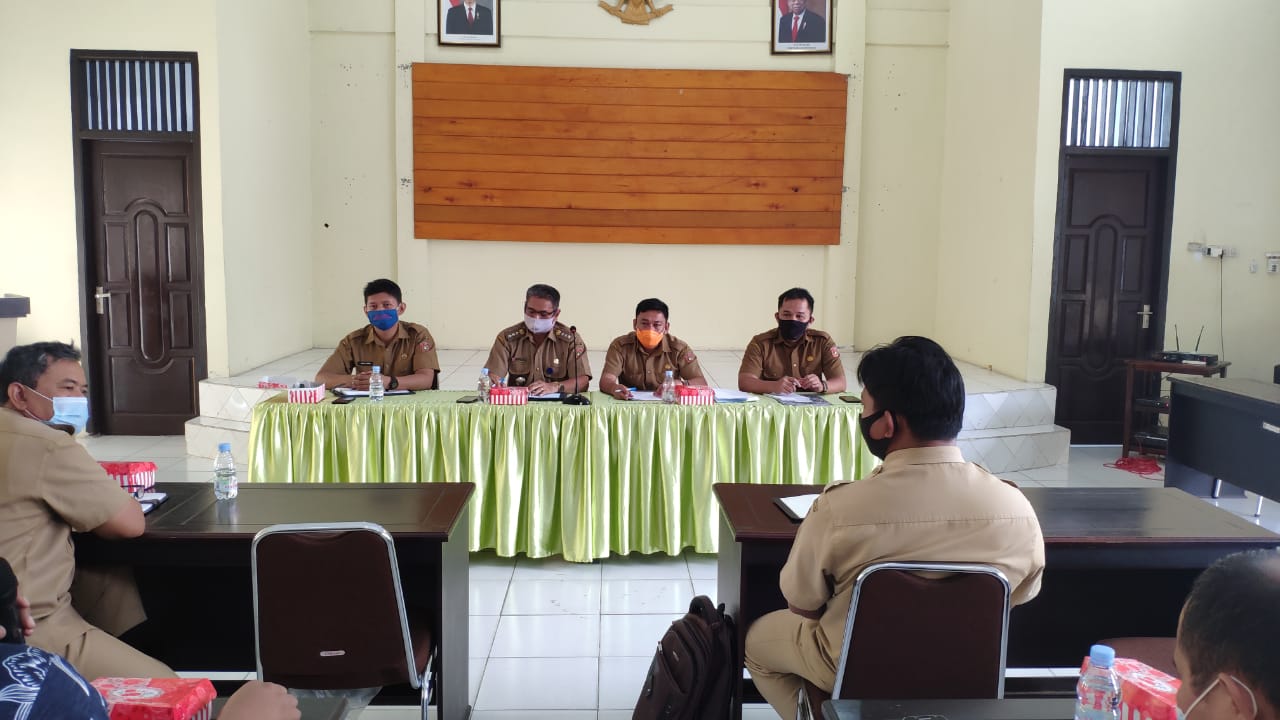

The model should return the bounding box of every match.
[367,309,399,331]
[26,387,91,435]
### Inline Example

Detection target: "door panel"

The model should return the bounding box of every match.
[1047,156,1165,444]
[87,141,205,435]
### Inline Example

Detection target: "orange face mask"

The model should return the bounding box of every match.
[636,329,663,350]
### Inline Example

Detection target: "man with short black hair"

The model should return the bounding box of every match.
[600,298,706,399]
[738,287,846,395]
[316,278,440,391]
[744,336,1044,719]
[484,284,591,396]
[0,342,173,680]
[1174,549,1280,719]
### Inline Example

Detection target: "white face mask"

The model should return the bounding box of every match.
[524,315,555,334]
[1176,675,1257,720]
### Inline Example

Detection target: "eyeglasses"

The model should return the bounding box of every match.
[525,307,557,319]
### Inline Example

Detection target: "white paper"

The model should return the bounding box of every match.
[712,388,757,403]
[333,387,412,397]
[528,392,563,400]
[626,391,663,402]
[777,493,819,520]
[137,492,168,504]
[768,392,829,406]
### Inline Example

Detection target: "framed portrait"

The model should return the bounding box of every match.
[772,0,832,55]
[438,0,501,47]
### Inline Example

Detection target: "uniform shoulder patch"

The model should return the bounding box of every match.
[829,346,840,358]
[556,327,574,341]
[420,340,434,352]
[683,352,697,364]
[574,344,586,357]
[505,328,525,340]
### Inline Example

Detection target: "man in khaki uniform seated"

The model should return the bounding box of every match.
[738,287,847,395]
[484,283,591,396]
[745,336,1045,719]
[0,342,173,680]
[599,298,706,399]
[315,278,441,391]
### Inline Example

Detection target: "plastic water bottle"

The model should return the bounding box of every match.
[1075,644,1120,720]
[660,370,677,404]
[213,442,238,500]
[368,365,384,402]
[478,368,492,403]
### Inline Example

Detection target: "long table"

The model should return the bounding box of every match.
[75,482,474,720]
[249,391,873,562]
[714,483,1280,718]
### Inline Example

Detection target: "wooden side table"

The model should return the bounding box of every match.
[1122,359,1230,458]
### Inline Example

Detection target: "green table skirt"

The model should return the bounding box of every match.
[248,391,876,561]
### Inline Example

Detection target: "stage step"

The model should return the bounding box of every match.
[957,424,1071,474]
[184,415,250,460]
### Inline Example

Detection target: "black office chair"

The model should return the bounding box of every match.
[251,522,434,719]
[797,562,1012,720]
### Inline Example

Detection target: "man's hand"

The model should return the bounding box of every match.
[774,376,801,394]
[528,380,559,396]
[799,374,823,392]
[349,371,372,391]
[0,594,35,641]
[610,386,634,400]
[219,681,300,720]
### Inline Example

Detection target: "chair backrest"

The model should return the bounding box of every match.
[833,562,1011,700]
[251,522,419,690]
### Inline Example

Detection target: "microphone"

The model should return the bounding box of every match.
[562,325,591,406]
[0,559,25,644]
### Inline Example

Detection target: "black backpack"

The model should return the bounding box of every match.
[633,595,738,720]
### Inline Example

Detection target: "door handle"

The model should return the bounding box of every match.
[94,286,111,315]
[1137,304,1153,329]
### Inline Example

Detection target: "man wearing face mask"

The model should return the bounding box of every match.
[744,336,1044,719]
[600,298,706,399]
[484,283,592,396]
[738,287,847,395]
[315,278,440,391]
[0,342,173,680]
[1172,549,1279,720]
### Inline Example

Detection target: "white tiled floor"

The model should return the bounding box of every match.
[92,435,1280,720]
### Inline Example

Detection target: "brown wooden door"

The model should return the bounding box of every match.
[1046,155,1167,444]
[85,140,205,435]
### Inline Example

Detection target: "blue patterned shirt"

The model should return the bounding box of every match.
[0,643,109,720]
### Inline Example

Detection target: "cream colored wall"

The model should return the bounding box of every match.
[1032,0,1280,383]
[312,0,872,351]
[933,0,1042,378]
[216,0,315,374]
[0,1,229,375]
[852,0,949,350]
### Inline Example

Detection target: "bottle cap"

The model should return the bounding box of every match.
[218,442,231,453]
[372,365,381,373]
[481,368,490,375]
[1089,644,1115,668]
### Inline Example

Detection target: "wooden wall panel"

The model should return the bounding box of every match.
[413,63,847,245]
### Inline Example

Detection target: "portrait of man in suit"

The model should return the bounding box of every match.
[440,0,498,45]
[775,0,828,49]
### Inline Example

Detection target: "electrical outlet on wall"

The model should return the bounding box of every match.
[1266,253,1280,274]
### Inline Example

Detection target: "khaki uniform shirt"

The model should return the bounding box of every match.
[782,446,1045,665]
[484,322,592,388]
[739,328,843,382]
[318,322,440,382]
[601,332,704,391]
[0,408,133,632]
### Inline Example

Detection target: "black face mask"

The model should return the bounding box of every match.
[778,319,808,342]
[859,408,893,460]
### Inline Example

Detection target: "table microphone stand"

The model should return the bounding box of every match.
[562,325,591,405]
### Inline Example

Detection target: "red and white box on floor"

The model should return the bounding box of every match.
[91,677,216,720]
[676,385,715,406]
[98,461,157,495]
[1079,656,1181,720]
[489,386,528,405]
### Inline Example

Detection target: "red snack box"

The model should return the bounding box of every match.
[98,461,157,495]
[287,382,325,404]
[489,386,528,405]
[676,385,715,406]
[91,677,216,720]
[1079,656,1181,720]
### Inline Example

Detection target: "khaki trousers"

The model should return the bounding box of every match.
[30,566,175,681]
[744,609,836,720]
